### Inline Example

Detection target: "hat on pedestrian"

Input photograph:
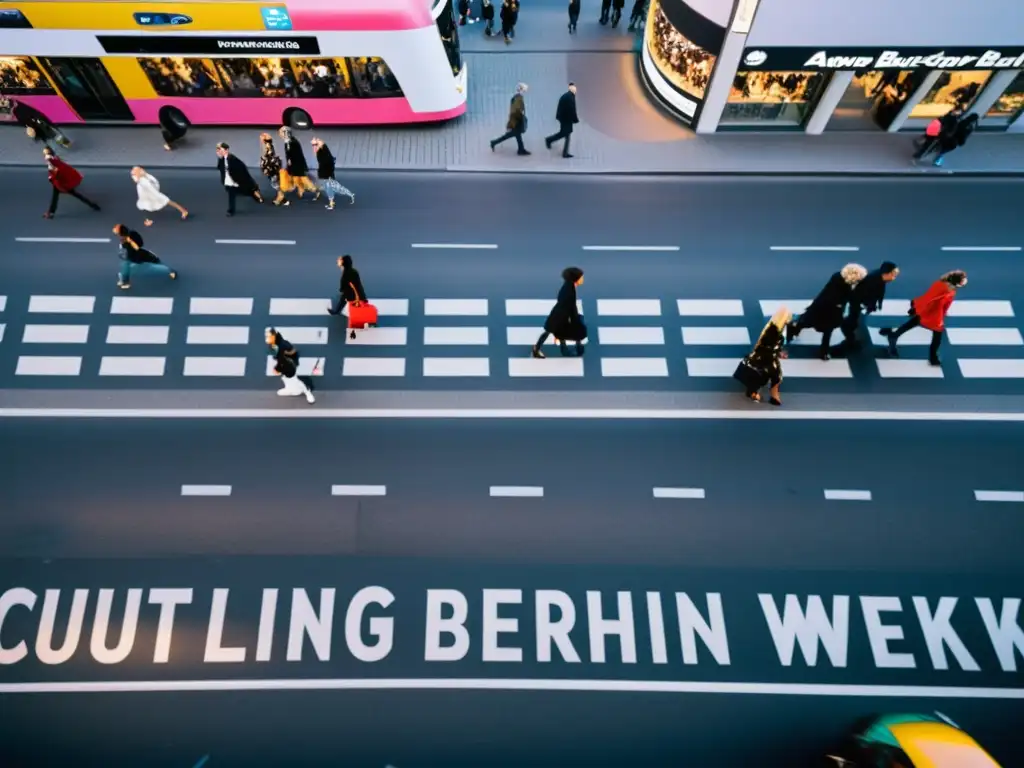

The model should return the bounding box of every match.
[880,261,898,274]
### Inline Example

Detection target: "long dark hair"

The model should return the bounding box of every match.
[562,266,583,283]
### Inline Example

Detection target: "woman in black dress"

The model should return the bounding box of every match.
[533,266,586,358]
[738,307,790,406]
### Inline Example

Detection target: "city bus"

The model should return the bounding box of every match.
[0,0,467,128]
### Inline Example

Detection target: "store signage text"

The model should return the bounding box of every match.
[97,34,320,55]
[742,47,1024,71]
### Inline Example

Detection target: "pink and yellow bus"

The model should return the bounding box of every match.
[0,0,467,127]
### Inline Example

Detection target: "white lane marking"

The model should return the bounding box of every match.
[99,356,166,376]
[424,299,488,316]
[958,359,1024,378]
[106,325,169,345]
[677,299,744,316]
[0,324,4,343]
[15,356,82,376]
[271,327,328,345]
[411,243,497,249]
[181,485,231,496]
[110,296,173,315]
[332,485,387,496]
[345,328,408,346]
[596,299,662,316]
[948,300,1015,318]
[215,239,295,245]
[759,299,810,315]
[28,295,95,314]
[0,296,5,312]
[506,299,583,316]
[183,357,247,376]
[269,298,329,316]
[598,327,665,345]
[186,326,250,345]
[506,327,587,346]
[342,358,406,377]
[824,489,872,501]
[582,245,679,251]
[974,490,1024,502]
[868,327,932,345]
[490,486,543,497]
[682,327,750,345]
[941,246,1021,252]
[15,237,111,243]
[653,487,705,499]
[22,324,89,344]
[424,327,489,345]
[264,357,324,376]
[508,358,584,377]
[876,359,944,379]
[600,358,669,377]
[946,328,1024,346]
[770,246,860,251]
[686,358,852,378]
[342,299,409,317]
[190,298,253,316]
[423,358,490,377]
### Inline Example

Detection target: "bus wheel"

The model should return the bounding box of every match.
[285,108,313,130]
[159,105,189,131]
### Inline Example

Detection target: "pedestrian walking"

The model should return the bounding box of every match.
[509,0,519,37]
[532,267,586,358]
[881,270,967,366]
[500,0,513,43]
[458,0,474,24]
[913,110,958,161]
[482,0,495,34]
[933,113,978,167]
[627,0,647,30]
[215,142,264,216]
[42,147,99,219]
[278,126,317,197]
[786,263,867,360]
[491,83,530,155]
[327,254,367,316]
[735,307,790,406]
[131,166,189,226]
[836,261,899,353]
[311,137,355,210]
[267,328,316,403]
[545,83,580,158]
[611,0,625,26]
[258,133,289,206]
[599,0,612,24]
[113,224,177,290]
[568,0,580,32]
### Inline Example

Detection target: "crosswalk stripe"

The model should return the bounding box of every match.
[824,489,872,501]
[332,485,387,496]
[28,295,95,314]
[423,358,490,376]
[506,299,583,316]
[600,358,669,377]
[0,296,5,312]
[506,327,588,346]
[272,327,328,345]
[343,358,407,376]
[183,357,247,376]
[676,299,744,317]
[186,326,250,345]
[875,359,944,378]
[870,300,911,317]
[948,300,1015,318]
[759,300,809,316]
[868,327,931,346]
[597,327,665,345]
[190,298,254,316]
[424,299,488,316]
[974,490,1024,502]
[653,487,705,499]
[490,486,543,497]
[946,328,1024,346]
[181,485,232,496]
[685,358,852,378]
[99,356,167,376]
[424,327,489,345]
[264,357,324,376]
[957,359,1024,378]
[22,324,90,344]
[508,358,584,377]
[15,356,82,376]
[110,297,173,315]
[106,325,170,345]
[0,324,4,343]
[342,299,409,317]
[682,327,750,345]
[268,298,327,316]
[344,328,408,345]
[596,299,662,316]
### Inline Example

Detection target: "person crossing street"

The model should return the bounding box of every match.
[42,147,100,219]
[216,142,264,216]
[267,328,316,403]
[327,255,367,316]
[532,267,586,358]
[113,224,177,290]
[881,270,967,366]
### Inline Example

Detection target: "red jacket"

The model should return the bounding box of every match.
[912,280,956,332]
[47,156,82,193]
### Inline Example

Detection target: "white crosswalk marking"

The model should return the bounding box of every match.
[875,360,944,378]
[870,300,911,317]
[509,358,584,377]
[183,357,247,376]
[111,297,173,315]
[676,299,745,317]
[341,299,409,316]
[106,326,170,345]
[264,357,324,376]
[949,300,1015,318]
[268,298,328,316]
[272,327,329,345]
[0,296,6,312]
[946,328,1024,346]
[600,358,669,377]
[190,298,253,315]
[15,356,82,375]
[423,358,490,376]
[332,485,387,496]
[99,356,167,376]
[506,299,583,316]
[598,327,665,344]
[682,327,750,345]
[506,328,588,346]
[28,295,95,314]
[596,299,661,316]
[22,324,89,344]
[957,359,1024,378]
[424,299,488,316]
[343,358,407,376]
[868,327,932,346]
[186,326,250,345]
[490,486,543,497]
[974,490,1024,502]
[653,487,705,499]
[824,490,872,501]
[759,299,809,316]
[0,324,4,343]
[686,358,852,378]
[181,485,232,496]
[344,328,407,345]
[424,327,489,345]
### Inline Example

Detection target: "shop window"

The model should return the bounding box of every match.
[645,0,716,100]
[909,70,991,119]
[138,57,226,96]
[0,56,56,95]
[984,71,1024,125]
[721,71,825,126]
[349,57,403,97]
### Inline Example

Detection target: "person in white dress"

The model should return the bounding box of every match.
[131,166,189,226]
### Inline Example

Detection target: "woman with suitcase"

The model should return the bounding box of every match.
[735,307,790,406]
[532,266,586,358]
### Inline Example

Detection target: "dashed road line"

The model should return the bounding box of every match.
[15,237,111,243]
[0,296,5,312]
[941,246,1021,252]
[331,485,387,496]
[652,487,705,499]
[974,490,1024,502]
[181,485,232,496]
[490,486,543,497]
[411,243,497,249]
[271,327,328,345]
[215,239,295,245]
[769,246,860,251]
[506,327,587,346]
[824,489,872,501]
[686,358,853,378]
[946,328,1024,346]
[582,245,680,252]
[269,298,329,316]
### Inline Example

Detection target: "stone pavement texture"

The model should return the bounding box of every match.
[2,7,1024,174]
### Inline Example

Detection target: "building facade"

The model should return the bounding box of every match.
[639,0,1024,134]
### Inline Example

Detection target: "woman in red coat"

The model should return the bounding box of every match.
[43,147,100,219]
[881,270,967,366]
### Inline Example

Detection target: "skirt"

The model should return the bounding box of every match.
[278,170,295,192]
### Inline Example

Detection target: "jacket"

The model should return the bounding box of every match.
[259,146,282,178]
[507,93,527,133]
[799,271,853,332]
[911,280,956,332]
[543,280,586,341]
[218,154,259,194]
[283,137,309,176]
[316,145,336,180]
[47,156,82,193]
[482,3,494,19]
[120,229,160,264]
[272,335,299,376]
[555,91,579,126]
[340,266,367,302]
[851,268,888,313]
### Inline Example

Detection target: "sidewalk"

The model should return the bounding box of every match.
[2,8,1024,175]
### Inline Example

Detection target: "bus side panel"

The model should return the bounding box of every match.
[9,95,83,123]
[100,57,157,99]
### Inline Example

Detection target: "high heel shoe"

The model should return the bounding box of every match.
[769,396,782,406]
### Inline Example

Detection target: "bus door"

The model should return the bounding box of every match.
[37,58,134,121]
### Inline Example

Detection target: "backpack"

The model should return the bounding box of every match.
[925,118,942,137]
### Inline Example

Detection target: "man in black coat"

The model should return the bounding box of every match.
[786,264,867,361]
[216,142,263,216]
[835,261,899,354]
[545,83,579,159]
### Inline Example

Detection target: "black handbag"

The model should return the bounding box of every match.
[733,358,767,390]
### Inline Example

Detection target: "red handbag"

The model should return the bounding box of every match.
[347,282,378,339]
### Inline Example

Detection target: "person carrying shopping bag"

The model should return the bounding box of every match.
[735,307,790,406]
[311,137,355,210]
[532,267,586,358]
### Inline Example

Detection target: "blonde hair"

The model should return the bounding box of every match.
[841,263,868,285]
[757,307,791,345]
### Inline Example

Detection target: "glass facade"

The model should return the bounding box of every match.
[0,55,55,94]
[721,70,825,125]
[909,70,991,119]
[984,71,1024,125]
[646,0,716,101]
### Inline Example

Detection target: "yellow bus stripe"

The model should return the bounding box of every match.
[16,2,270,31]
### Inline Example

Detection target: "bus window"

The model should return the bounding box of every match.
[0,56,55,94]
[288,58,355,98]
[433,0,462,75]
[138,57,226,96]
[349,58,403,97]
